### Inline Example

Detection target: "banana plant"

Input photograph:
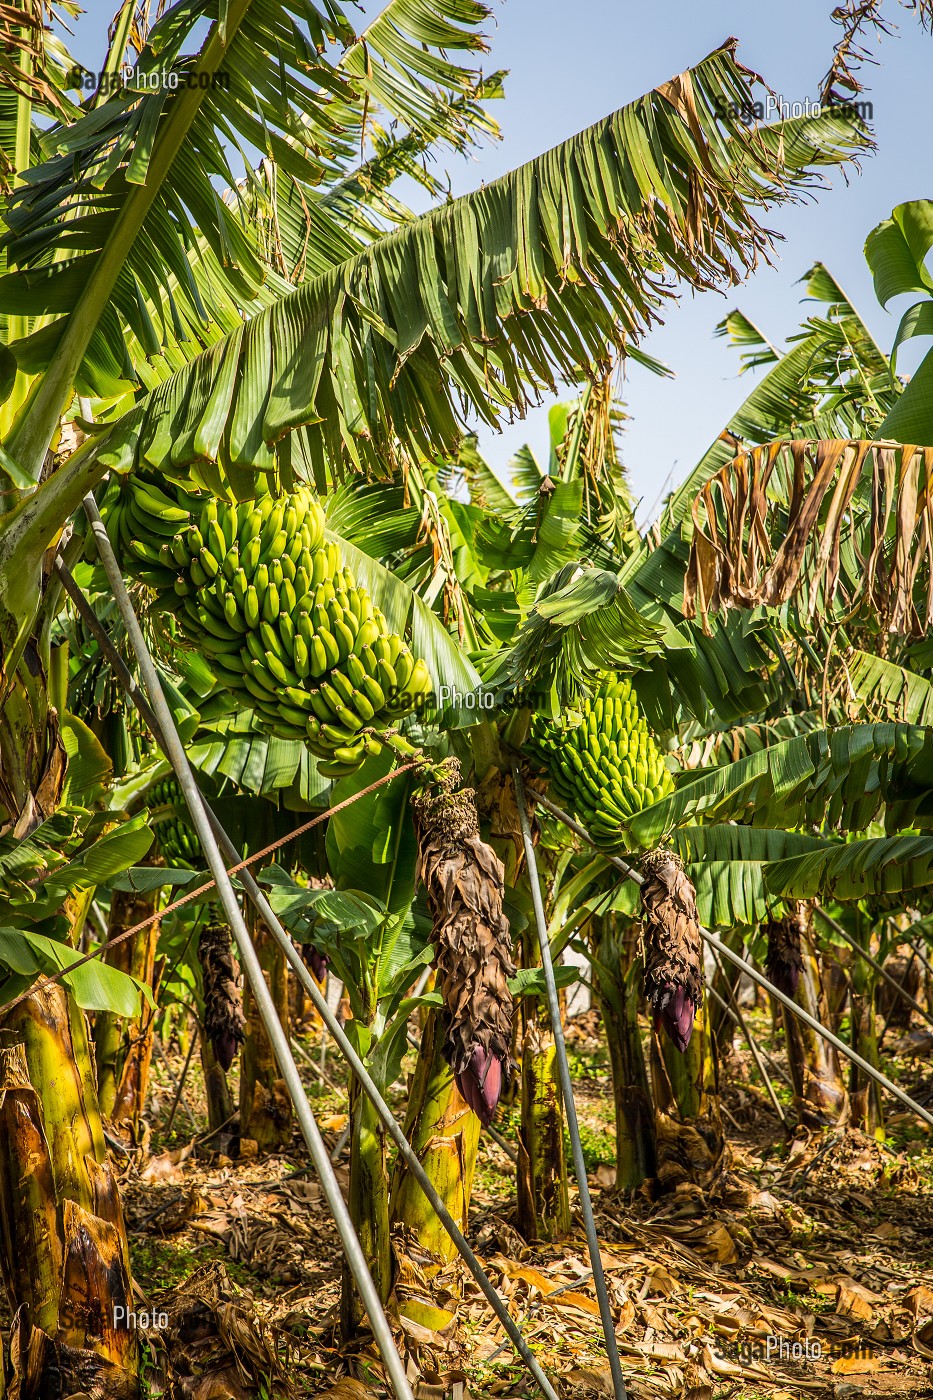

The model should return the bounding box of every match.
[261,752,435,1338]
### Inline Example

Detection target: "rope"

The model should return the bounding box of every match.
[2,760,420,1015]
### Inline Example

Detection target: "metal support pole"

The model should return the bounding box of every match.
[527,788,933,1134]
[153,1035,199,1130]
[704,979,791,1087]
[57,555,561,1400]
[814,905,933,1029]
[82,496,417,1400]
[219,830,561,1400]
[512,766,627,1400]
[164,1017,199,1136]
[707,951,789,1130]
[905,933,933,982]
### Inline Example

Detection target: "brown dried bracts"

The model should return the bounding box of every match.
[198,922,246,1072]
[765,901,808,1000]
[412,762,515,1126]
[641,848,704,1053]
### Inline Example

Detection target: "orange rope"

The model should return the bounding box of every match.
[3,760,420,1014]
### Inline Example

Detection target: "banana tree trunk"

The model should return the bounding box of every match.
[515,919,570,1242]
[708,930,745,1059]
[847,931,885,1138]
[239,903,293,1150]
[782,930,849,1126]
[342,1069,392,1341]
[0,572,138,1395]
[516,1022,571,1241]
[199,1028,234,1135]
[651,993,723,1186]
[110,917,160,1133]
[589,912,656,1191]
[390,1008,480,1262]
[0,986,137,1398]
[94,884,161,1119]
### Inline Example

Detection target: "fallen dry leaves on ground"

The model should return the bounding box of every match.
[98,1015,933,1400]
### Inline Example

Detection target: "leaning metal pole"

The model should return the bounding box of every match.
[55,557,561,1400]
[528,787,933,1134]
[82,497,417,1400]
[512,766,628,1400]
[707,949,789,1130]
[813,904,933,1029]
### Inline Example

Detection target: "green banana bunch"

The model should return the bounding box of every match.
[109,477,433,779]
[148,777,201,866]
[526,674,673,848]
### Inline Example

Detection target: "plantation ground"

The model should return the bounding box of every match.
[64,1005,933,1400]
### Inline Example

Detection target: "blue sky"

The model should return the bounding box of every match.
[448,1,930,519]
[69,0,929,517]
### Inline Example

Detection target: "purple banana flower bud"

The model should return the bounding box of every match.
[304,945,328,982]
[456,1046,504,1127]
[765,907,806,1002]
[766,957,801,1001]
[213,1031,239,1073]
[652,983,696,1054]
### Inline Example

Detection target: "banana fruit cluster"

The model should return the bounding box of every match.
[109,476,432,778]
[526,675,673,847]
[148,777,200,866]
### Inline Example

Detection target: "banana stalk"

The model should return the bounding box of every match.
[199,1029,235,1136]
[0,990,137,1397]
[412,763,515,1128]
[516,1025,570,1242]
[589,912,656,1191]
[651,993,724,1189]
[765,904,806,1000]
[239,903,293,1149]
[94,882,161,1118]
[110,921,160,1133]
[390,1008,481,1263]
[198,922,246,1073]
[474,740,569,1241]
[342,1072,392,1339]
[780,905,849,1126]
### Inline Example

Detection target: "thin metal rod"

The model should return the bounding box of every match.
[152,1035,199,1129]
[814,905,933,1028]
[224,841,560,1400]
[164,1017,199,1136]
[59,554,559,1400]
[708,950,789,1129]
[704,979,791,1087]
[82,496,417,1400]
[290,1035,340,1093]
[707,932,933,1129]
[527,788,933,1134]
[512,765,627,1400]
[905,933,933,982]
